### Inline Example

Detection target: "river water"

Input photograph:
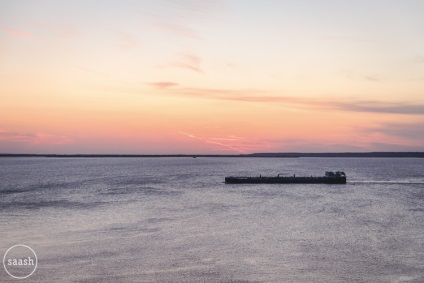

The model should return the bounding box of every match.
[1,157,423,282]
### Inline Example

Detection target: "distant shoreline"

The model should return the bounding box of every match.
[1,152,423,158]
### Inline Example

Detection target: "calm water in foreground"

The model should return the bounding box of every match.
[1,157,423,282]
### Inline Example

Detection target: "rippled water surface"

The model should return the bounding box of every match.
[1,157,423,282]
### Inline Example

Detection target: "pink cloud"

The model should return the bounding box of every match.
[148,82,179,88]
[178,131,245,153]
[0,130,72,145]
[0,131,36,143]
[1,27,33,38]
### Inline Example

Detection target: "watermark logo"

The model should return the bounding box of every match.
[3,245,37,279]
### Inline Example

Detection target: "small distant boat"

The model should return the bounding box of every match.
[225,171,346,184]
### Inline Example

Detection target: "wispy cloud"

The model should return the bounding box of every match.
[178,131,200,140]
[170,87,424,115]
[0,131,71,145]
[176,88,424,115]
[75,65,109,77]
[172,53,203,73]
[178,132,272,153]
[0,131,37,142]
[148,81,179,88]
[362,75,380,82]
[359,122,424,140]
[178,131,246,153]
[209,137,240,141]
[332,101,424,115]
[1,27,33,38]
[205,140,245,153]
[156,22,200,39]
[147,0,227,43]
[113,82,424,116]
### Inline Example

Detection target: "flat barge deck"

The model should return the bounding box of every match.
[225,171,346,184]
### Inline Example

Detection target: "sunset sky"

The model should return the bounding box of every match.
[1,0,424,154]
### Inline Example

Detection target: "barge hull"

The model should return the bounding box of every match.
[225,176,346,184]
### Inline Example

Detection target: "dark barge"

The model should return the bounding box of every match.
[225,171,346,184]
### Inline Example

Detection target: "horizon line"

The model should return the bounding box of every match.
[1,152,424,158]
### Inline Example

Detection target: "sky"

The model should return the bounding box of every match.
[1,0,424,154]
